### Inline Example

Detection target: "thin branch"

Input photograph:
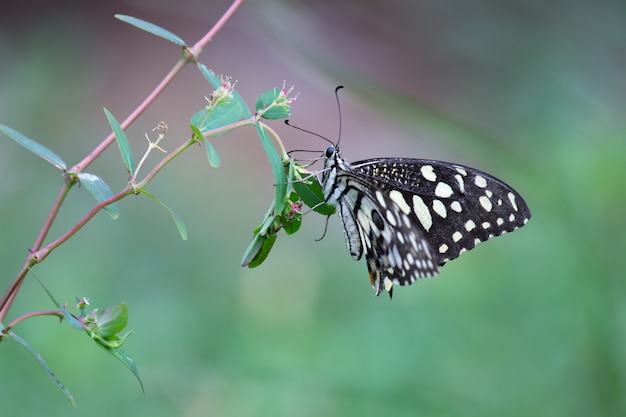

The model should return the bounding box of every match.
[2,310,64,334]
[0,0,246,323]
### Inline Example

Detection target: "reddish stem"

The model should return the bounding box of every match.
[0,0,246,323]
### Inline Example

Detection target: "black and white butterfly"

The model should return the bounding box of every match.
[321,147,531,297]
[314,89,531,297]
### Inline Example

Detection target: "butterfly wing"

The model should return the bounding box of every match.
[331,172,440,295]
[322,147,531,297]
[351,158,532,266]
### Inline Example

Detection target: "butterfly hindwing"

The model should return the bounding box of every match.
[332,173,440,295]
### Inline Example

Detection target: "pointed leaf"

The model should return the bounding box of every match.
[191,125,221,167]
[77,172,120,219]
[8,331,76,406]
[197,64,222,89]
[0,124,67,170]
[204,139,221,167]
[31,269,83,330]
[115,15,186,47]
[104,108,134,175]
[99,345,144,393]
[61,305,84,331]
[256,124,287,213]
[242,233,277,268]
[241,234,265,267]
[136,188,187,240]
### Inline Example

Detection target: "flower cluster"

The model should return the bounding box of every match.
[206,75,236,109]
[276,80,299,107]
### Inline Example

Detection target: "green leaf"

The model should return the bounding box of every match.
[104,108,134,175]
[282,214,301,235]
[292,175,336,216]
[197,65,252,118]
[191,125,221,167]
[242,233,277,268]
[256,88,291,119]
[93,304,128,339]
[255,124,287,214]
[190,101,243,137]
[241,233,265,267]
[282,193,303,235]
[60,305,83,331]
[115,15,186,47]
[136,188,187,240]
[99,345,144,393]
[0,124,67,170]
[7,331,76,406]
[204,139,221,168]
[31,270,83,330]
[84,304,144,393]
[77,172,120,220]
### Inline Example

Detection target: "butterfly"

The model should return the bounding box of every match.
[320,142,531,297]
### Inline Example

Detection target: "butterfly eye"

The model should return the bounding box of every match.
[325,146,335,158]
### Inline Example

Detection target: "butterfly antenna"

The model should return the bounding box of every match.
[334,85,344,146]
[285,120,335,147]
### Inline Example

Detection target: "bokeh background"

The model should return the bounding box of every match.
[1,1,625,416]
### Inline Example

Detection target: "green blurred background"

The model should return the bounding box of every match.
[1,1,625,416]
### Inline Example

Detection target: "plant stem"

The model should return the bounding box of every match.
[2,310,65,335]
[259,121,288,159]
[0,0,245,323]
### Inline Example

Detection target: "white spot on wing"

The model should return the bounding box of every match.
[420,165,437,182]
[479,195,493,212]
[454,174,465,193]
[432,199,447,218]
[389,190,411,214]
[450,201,462,212]
[474,175,487,188]
[508,192,518,211]
[452,231,463,242]
[439,244,449,253]
[375,191,386,208]
[435,182,454,198]
[464,219,476,232]
[412,195,432,231]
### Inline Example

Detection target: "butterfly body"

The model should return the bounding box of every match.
[321,146,531,297]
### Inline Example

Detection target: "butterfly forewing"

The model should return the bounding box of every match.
[351,158,531,265]
[322,148,531,297]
